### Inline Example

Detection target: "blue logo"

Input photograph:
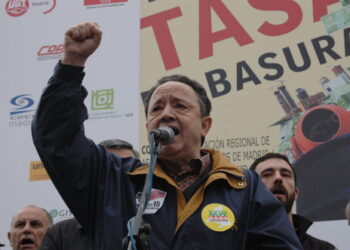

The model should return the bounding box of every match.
[10,94,34,115]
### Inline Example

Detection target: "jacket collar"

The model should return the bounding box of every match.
[293,214,313,235]
[128,148,246,189]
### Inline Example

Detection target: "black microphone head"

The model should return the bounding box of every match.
[150,126,175,145]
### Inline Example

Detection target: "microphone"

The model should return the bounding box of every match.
[150,126,175,145]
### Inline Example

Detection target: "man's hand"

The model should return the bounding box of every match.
[61,22,102,67]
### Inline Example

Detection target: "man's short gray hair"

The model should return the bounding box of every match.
[99,139,139,159]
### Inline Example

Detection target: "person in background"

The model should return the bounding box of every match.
[32,22,302,249]
[99,138,140,159]
[345,200,350,225]
[8,205,52,250]
[250,153,337,250]
[40,139,139,250]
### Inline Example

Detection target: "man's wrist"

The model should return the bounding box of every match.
[61,55,87,67]
[52,60,85,83]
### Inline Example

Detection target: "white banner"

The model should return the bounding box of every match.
[0,1,140,249]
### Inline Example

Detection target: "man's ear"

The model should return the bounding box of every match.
[294,187,299,200]
[7,231,12,246]
[201,116,212,137]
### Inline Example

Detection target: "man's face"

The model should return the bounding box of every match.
[108,148,135,158]
[255,158,298,213]
[7,206,51,250]
[146,81,211,161]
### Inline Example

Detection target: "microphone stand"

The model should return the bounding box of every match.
[122,134,159,250]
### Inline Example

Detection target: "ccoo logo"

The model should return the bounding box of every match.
[37,43,64,60]
[37,44,64,56]
[10,94,34,115]
[5,0,29,17]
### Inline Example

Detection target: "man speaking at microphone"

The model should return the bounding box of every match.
[32,22,301,250]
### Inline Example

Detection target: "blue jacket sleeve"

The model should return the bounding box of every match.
[31,62,139,236]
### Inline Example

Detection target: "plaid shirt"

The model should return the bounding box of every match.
[160,151,211,191]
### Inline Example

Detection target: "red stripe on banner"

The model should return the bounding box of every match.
[84,0,128,6]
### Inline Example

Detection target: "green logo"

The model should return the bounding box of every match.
[91,89,114,110]
[49,209,58,218]
[209,210,227,217]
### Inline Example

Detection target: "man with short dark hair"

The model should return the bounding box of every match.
[8,205,52,250]
[32,22,302,249]
[250,153,337,250]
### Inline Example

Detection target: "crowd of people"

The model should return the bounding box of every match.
[1,22,347,250]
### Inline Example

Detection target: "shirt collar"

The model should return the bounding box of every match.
[159,151,210,179]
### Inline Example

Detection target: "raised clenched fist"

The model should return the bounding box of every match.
[62,22,102,67]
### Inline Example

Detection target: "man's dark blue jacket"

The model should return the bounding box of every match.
[32,63,302,250]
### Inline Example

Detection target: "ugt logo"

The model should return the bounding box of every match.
[91,89,114,110]
[10,94,34,115]
[5,0,29,17]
